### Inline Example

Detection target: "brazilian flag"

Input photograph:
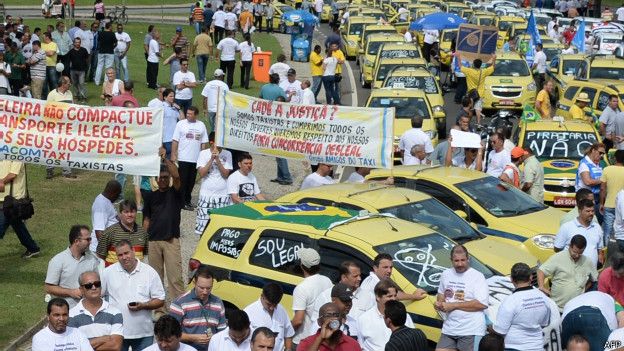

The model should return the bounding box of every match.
[521,104,540,122]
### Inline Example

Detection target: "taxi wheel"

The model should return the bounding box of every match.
[360,72,370,88]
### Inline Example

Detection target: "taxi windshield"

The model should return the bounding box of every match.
[493,59,530,76]
[456,177,547,217]
[380,48,421,59]
[443,31,457,41]
[479,17,494,26]
[349,23,366,35]
[380,199,481,242]
[377,63,427,81]
[524,130,598,160]
[590,67,624,80]
[383,75,438,93]
[603,38,621,43]
[374,234,494,294]
[535,16,551,27]
[368,96,431,118]
[562,59,582,75]
[498,21,514,31]
[543,48,560,60]
[368,40,399,55]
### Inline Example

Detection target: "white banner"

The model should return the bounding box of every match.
[216,91,395,169]
[0,95,163,176]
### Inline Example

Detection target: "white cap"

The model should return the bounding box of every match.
[299,248,320,268]
[214,68,225,77]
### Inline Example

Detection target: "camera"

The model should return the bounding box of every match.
[328,320,340,330]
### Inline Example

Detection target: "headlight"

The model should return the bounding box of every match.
[528,82,537,91]
[532,234,555,249]
[425,130,438,139]
[432,105,444,112]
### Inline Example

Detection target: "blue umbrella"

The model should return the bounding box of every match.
[409,12,466,31]
[281,10,319,25]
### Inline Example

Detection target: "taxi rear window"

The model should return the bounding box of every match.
[368,97,431,118]
[380,49,420,59]
[207,227,254,259]
[493,59,530,77]
[383,75,438,93]
[523,131,598,160]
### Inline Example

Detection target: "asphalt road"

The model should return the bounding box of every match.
[314,21,462,136]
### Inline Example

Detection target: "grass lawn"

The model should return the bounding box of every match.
[0,19,283,347]
[5,0,191,6]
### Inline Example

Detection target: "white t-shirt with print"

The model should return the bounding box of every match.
[32,326,93,351]
[172,119,209,163]
[437,267,488,336]
[173,70,197,100]
[486,149,511,178]
[280,79,303,104]
[227,170,261,201]
[114,31,131,54]
[196,148,233,198]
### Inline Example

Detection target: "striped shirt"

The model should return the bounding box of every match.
[384,326,428,351]
[29,49,46,80]
[169,290,227,350]
[68,300,124,339]
[96,222,149,267]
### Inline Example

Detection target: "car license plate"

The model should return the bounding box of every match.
[554,196,576,206]
[500,99,514,105]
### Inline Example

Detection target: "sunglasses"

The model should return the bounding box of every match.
[82,281,102,289]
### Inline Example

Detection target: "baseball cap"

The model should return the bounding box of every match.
[176,26,183,32]
[287,68,296,76]
[214,68,225,77]
[511,147,528,159]
[331,283,354,301]
[298,248,320,268]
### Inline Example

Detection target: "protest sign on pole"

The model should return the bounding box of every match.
[456,24,498,62]
[215,91,395,169]
[0,95,163,176]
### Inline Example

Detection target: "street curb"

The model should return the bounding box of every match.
[4,316,45,351]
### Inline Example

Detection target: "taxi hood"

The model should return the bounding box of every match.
[464,237,538,275]
[492,206,564,236]
[540,158,578,179]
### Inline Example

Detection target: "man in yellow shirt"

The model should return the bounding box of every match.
[41,31,59,99]
[458,53,496,124]
[331,43,345,104]
[570,92,591,122]
[309,45,323,103]
[600,150,624,245]
[535,80,553,118]
[191,25,214,83]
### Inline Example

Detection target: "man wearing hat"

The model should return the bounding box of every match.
[171,27,189,58]
[201,68,229,132]
[500,147,527,189]
[279,68,303,104]
[570,92,592,122]
[327,283,359,339]
[291,248,333,348]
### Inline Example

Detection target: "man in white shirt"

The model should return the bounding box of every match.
[301,80,315,105]
[68,271,124,351]
[616,4,624,21]
[45,225,101,310]
[147,30,161,90]
[280,68,303,103]
[227,153,266,203]
[423,29,439,62]
[357,279,415,350]
[434,245,489,351]
[300,163,336,190]
[615,189,624,249]
[172,58,197,115]
[212,6,227,43]
[398,116,433,165]
[148,86,166,108]
[144,316,197,351]
[269,53,290,85]
[89,180,121,251]
[32,298,93,351]
[216,30,239,88]
[114,23,131,82]
[486,131,511,178]
[532,43,547,91]
[171,106,209,210]
[561,291,620,351]
[201,69,229,131]
[554,198,604,268]
[102,240,165,350]
[492,263,551,351]
[402,28,413,43]
[208,310,252,351]
[244,282,295,351]
[291,248,333,346]
[314,0,323,17]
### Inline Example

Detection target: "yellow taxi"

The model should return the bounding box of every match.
[189,201,560,345]
[511,119,602,210]
[278,183,539,271]
[269,2,295,31]
[546,54,586,99]
[381,67,445,128]
[375,42,422,62]
[459,8,474,19]
[541,42,564,63]
[468,12,497,26]
[442,1,470,15]
[366,88,439,162]
[495,15,526,48]
[320,0,349,22]
[555,79,624,122]
[342,16,378,59]
[358,32,404,88]
[439,29,457,52]
[358,24,398,54]
[367,166,566,263]
[371,57,428,89]
[415,0,443,8]
[356,7,388,22]
[575,55,624,85]
[482,52,537,110]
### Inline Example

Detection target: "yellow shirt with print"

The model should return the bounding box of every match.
[536,89,551,118]
[310,51,324,76]
[41,41,58,67]
[461,65,494,100]
[332,49,345,74]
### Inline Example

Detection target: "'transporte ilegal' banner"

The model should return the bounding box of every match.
[0,96,163,176]
[216,91,394,169]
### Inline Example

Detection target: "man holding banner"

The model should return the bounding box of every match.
[46,75,76,179]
